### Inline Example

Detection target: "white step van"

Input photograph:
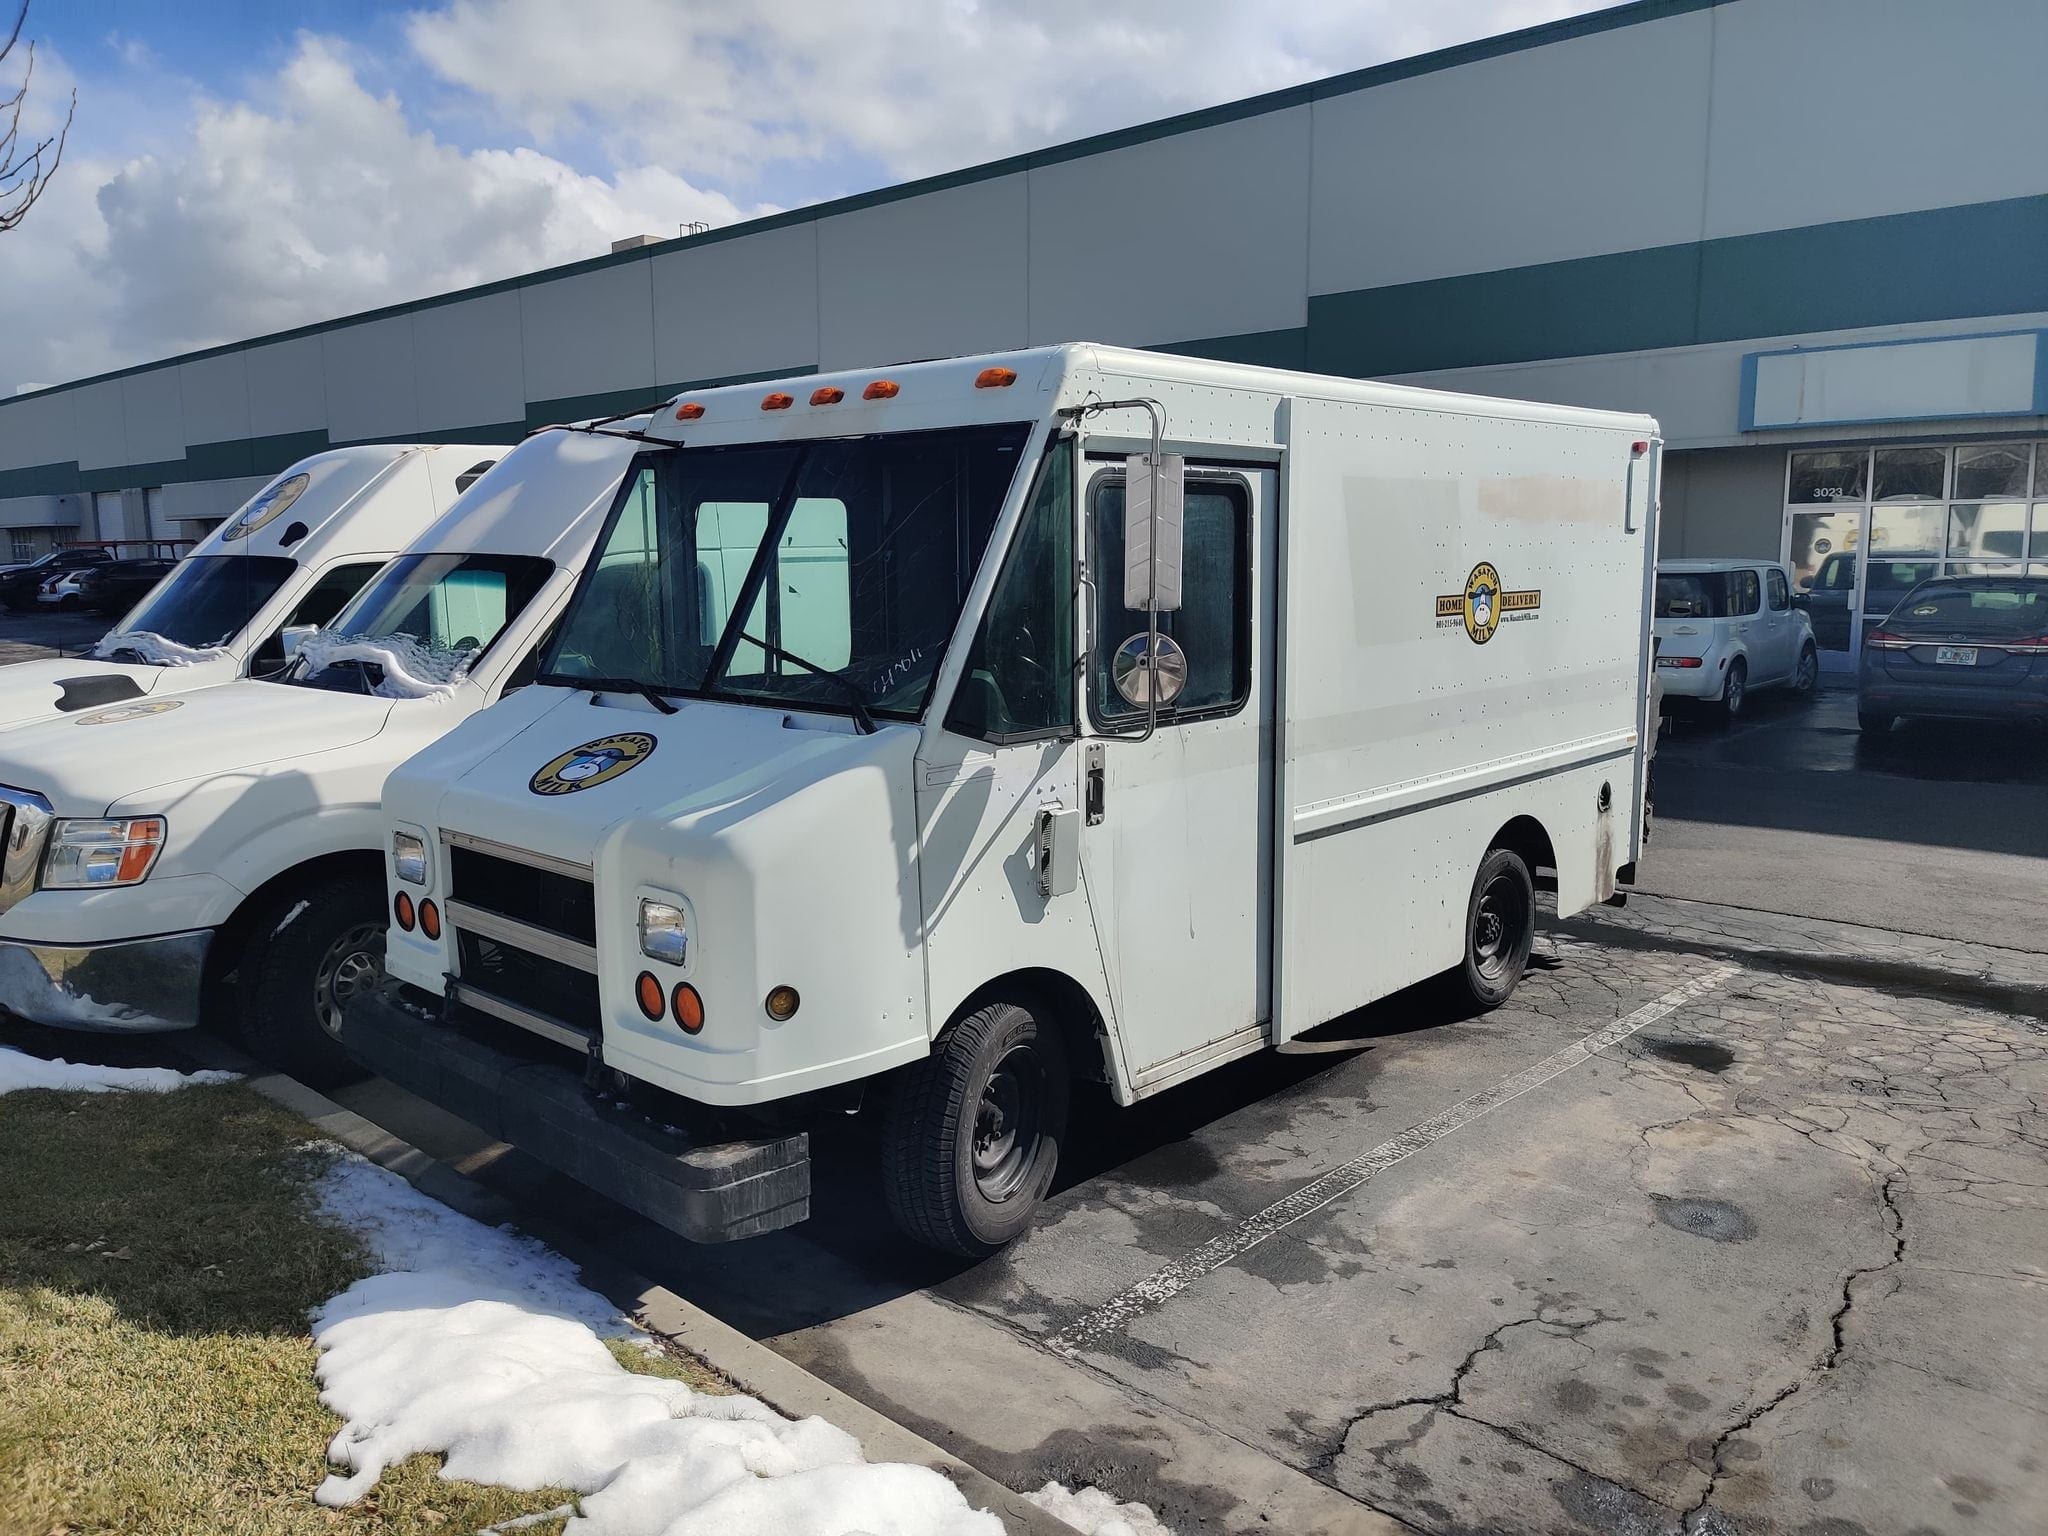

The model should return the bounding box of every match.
[0,425,643,1073]
[345,345,1663,1253]
[0,445,506,729]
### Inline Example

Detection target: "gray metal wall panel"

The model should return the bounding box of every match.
[71,379,130,472]
[159,475,268,526]
[177,351,252,447]
[244,336,330,439]
[651,221,819,385]
[0,389,74,472]
[1657,445,1785,558]
[521,263,656,403]
[817,175,1029,370]
[1309,7,1712,293]
[0,493,86,529]
[322,315,420,444]
[1703,0,2048,240]
[1027,107,1311,347]
[119,367,186,467]
[414,291,526,431]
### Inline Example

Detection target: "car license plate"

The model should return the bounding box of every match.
[1934,646,1977,666]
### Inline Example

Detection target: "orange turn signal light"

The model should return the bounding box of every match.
[635,971,665,1021]
[675,402,705,421]
[761,392,794,411]
[419,899,441,941]
[810,386,844,406]
[974,367,1017,390]
[394,892,415,932]
[861,379,900,401]
[672,982,705,1034]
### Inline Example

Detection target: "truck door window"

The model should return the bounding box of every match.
[250,560,387,671]
[944,435,1075,741]
[1088,472,1250,725]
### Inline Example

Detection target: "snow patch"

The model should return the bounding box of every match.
[308,1152,1003,1535]
[91,629,228,667]
[1026,1483,1175,1536]
[0,1042,236,1096]
[295,630,477,700]
[270,898,312,939]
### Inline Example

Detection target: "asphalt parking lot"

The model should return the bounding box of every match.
[0,606,107,664]
[5,650,2044,1536]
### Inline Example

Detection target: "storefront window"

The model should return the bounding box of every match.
[1953,443,2030,500]
[1867,502,1943,556]
[1873,446,1946,501]
[1788,450,1866,503]
[1947,502,2029,560]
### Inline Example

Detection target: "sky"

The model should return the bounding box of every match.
[1,0,1612,397]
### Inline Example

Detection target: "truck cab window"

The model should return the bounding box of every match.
[1088,472,1250,724]
[251,560,388,671]
[945,435,1075,742]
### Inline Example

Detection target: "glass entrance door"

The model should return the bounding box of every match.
[1787,507,1861,669]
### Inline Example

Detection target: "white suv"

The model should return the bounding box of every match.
[1654,558,1817,718]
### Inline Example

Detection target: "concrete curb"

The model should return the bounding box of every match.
[180,1037,1078,1536]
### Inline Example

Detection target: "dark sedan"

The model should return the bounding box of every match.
[0,547,112,611]
[80,557,177,616]
[1857,574,2048,732]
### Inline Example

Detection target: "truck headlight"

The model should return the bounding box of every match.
[42,817,167,888]
[392,831,428,886]
[638,898,687,966]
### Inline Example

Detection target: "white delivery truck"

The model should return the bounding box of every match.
[344,345,1662,1255]
[0,445,506,729]
[0,426,644,1077]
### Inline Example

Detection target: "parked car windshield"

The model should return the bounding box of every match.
[1884,578,2048,636]
[1656,572,1734,618]
[542,423,1030,722]
[284,552,554,694]
[95,555,297,653]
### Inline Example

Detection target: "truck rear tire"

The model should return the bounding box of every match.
[235,874,384,1088]
[1446,848,1536,1013]
[882,997,1070,1258]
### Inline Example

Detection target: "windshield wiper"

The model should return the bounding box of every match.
[535,671,681,715]
[732,635,878,735]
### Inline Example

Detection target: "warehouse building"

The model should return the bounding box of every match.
[3,0,2044,669]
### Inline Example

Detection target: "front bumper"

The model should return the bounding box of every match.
[340,983,811,1243]
[0,929,212,1032]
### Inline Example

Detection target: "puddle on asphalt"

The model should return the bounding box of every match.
[1639,1037,1736,1073]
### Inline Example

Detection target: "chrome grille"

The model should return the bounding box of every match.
[0,785,53,916]
[439,827,599,1051]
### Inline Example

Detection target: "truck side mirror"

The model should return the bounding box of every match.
[279,624,318,661]
[1123,453,1184,614]
[1790,591,1811,611]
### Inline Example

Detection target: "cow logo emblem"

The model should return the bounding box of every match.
[221,472,310,542]
[75,700,184,725]
[1435,563,1542,644]
[529,732,656,795]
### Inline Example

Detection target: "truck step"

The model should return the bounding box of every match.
[338,985,809,1243]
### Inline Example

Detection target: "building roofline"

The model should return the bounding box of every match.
[5,0,1715,409]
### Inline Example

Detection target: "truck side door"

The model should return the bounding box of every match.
[1079,462,1278,1090]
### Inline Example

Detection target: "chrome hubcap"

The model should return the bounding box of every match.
[971,1045,1043,1203]
[316,920,385,1039]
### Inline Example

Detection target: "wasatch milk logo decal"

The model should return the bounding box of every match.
[1436,561,1542,645]
[529,733,657,795]
[75,699,185,725]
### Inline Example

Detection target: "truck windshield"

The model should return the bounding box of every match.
[285,552,553,696]
[96,555,297,655]
[542,423,1030,721]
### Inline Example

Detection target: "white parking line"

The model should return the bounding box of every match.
[1047,963,1742,1356]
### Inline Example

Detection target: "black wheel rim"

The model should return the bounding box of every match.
[972,1044,1045,1203]
[1473,873,1529,982]
[316,920,385,1040]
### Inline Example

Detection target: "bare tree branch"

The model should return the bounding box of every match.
[1,0,73,233]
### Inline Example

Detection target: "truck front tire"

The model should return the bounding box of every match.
[236,874,384,1088]
[882,997,1070,1258]
[1446,847,1536,1013]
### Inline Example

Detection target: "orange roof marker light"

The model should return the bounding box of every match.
[674,402,705,421]
[761,392,795,411]
[974,367,1017,390]
[810,386,845,406]
[861,379,900,401]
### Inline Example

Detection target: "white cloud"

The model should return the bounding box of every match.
[0,36,766,392]
[0,0,1607,395]
[408,0,1606,184]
